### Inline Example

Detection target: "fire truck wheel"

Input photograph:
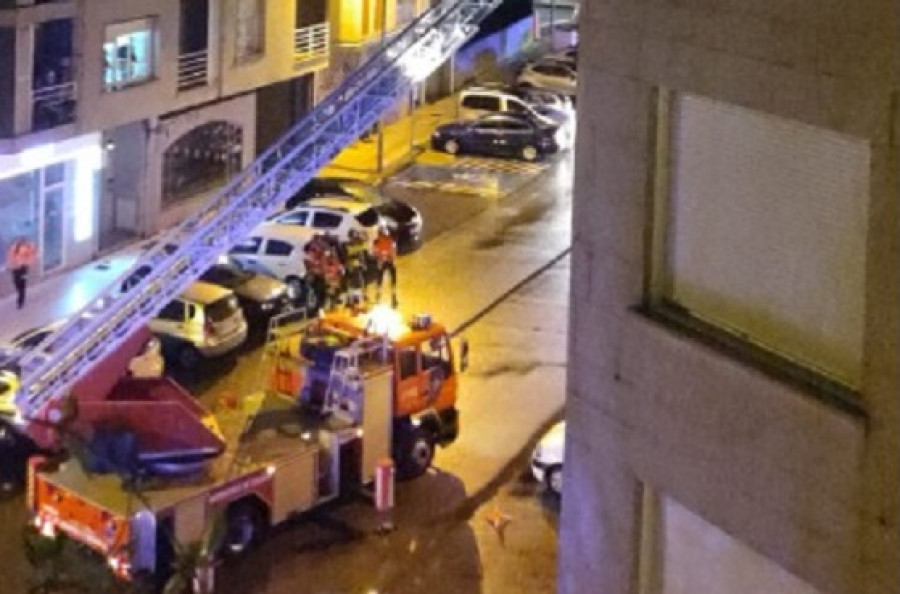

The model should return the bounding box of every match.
[397,427,435,480]
[224,502,267,556]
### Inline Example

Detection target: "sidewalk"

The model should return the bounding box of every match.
[0,95,462,344]
[319,94,460,184]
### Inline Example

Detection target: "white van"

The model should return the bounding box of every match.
[228,224,317,298]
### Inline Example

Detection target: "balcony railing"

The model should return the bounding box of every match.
[177,49,208,92]
[31,81,76,131]
[294,23,329,66]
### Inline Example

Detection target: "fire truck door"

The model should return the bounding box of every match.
[395,345,422,413]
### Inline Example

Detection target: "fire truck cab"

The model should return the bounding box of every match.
[269,304,464,479]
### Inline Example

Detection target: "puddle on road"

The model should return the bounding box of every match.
[473,199,556,250]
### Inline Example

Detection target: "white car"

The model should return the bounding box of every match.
[149,282,248,368]
[229,224,317,295]
[269,197,383,246]
[531,421,566,495]
[518,59,578,99]
[3,320,164,379]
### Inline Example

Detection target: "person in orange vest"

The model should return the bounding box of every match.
[7,237,38,309]
[372,227,398,308]
[321,249,345,311]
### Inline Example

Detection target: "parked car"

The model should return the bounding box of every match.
[268,197,383,247]
[531,421,565,496]
[148,282,248,368]
[459,85,575,149]
[548,46,578,71]
[1,320,164,379]
[431,113,561,162]
[200,261,293,320]
[286,177,423,253]
[228,224,318,306]
[517,59,578,99]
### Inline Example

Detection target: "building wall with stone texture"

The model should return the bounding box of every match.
[561,1,899,593]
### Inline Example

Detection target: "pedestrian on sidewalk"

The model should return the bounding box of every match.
[6,237,37,309]
[373,227,398,309]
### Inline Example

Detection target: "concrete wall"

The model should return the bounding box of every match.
[562,1,899,594]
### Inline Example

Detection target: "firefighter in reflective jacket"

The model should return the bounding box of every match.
[321,249,345,310]
[303,234,330,308]
[373,227,398,308]
[344,229,369,294]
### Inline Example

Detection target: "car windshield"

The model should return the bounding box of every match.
[205,295,240,322]
[202,264,251,288]
[355,208,380,227]
[13,328,50,349]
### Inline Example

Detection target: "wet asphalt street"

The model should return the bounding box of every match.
[0,148,573,594]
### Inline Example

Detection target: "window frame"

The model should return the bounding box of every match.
[641,87,864,414]
[102,17,157,91]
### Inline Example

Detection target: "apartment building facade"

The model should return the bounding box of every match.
[0,0,333,296]
[562,1,898,594]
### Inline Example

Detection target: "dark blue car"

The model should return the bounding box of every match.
[431,113,560,162]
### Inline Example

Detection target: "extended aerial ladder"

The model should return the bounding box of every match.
[7,0,501,442]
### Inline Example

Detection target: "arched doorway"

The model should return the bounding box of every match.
[162,121,242,207]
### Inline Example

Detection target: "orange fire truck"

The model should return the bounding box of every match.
[28,305,466,582]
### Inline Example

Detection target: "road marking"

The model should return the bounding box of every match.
[453,157,548,175]
[390,179,498,195]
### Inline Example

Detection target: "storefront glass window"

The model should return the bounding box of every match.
[0,171,39,270]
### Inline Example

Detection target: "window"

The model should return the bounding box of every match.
[230,236,261,255]
[276,211,309,225]
[206,296,240,322]
[475,120,505,132]
[235,0,265,61]
[311,212,342,229]
[462,95,501,111]
[397,347,419,380]
[507,99,529,114]
[355,208,379,227]
[0,171,39,271]
[163,121,242,206]
[503,120,531,131]
[159,301,186,321]
[103,18,155,90]
[650,93,869,387]
[264,239,293,256]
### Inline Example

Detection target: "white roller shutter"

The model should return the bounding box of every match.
[668,95,869,386]
[661,497,824,594]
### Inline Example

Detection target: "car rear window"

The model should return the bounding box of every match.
[355,208,379,227]
[206,295,240,322]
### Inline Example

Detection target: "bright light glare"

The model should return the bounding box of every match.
[365,305,407,339]
[20,144,56,169]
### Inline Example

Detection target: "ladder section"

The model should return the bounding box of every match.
[12,0,501,427]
